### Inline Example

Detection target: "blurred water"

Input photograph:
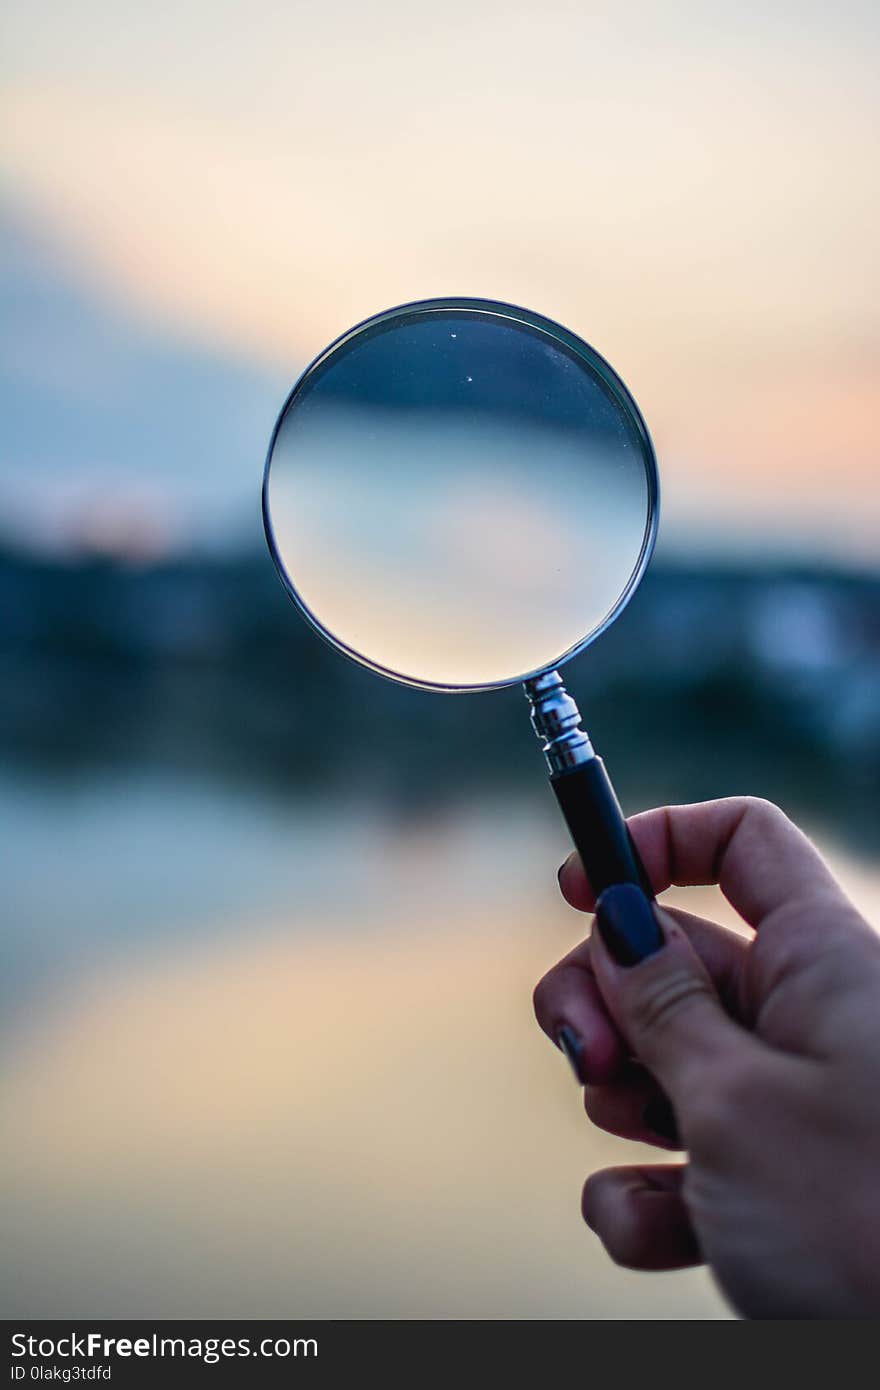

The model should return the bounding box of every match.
[2,760,879,1319]
[0,767,549,1012]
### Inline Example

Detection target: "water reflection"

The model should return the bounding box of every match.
[2,766,878,1319]
[1,542,878,1316]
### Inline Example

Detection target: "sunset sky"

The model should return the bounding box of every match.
[2,1,878,560]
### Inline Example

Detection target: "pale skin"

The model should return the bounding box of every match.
[533,797,880,1318]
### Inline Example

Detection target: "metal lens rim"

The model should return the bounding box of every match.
[262,295,660,693]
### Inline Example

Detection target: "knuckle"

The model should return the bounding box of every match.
[531,976,549,1022]
[582,1182,642,1269]
[602,1227,641,1270]
[531,969,559,1026]
[742,795,788,829]
[533,957,586,1030]
[628,969,712,1041]
[582,1086,603,1125]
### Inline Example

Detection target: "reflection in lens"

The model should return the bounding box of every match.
[265,303,656,689]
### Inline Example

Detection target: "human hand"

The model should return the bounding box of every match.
[533,797,880,1318]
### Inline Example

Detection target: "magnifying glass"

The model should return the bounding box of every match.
[263,297,660,926]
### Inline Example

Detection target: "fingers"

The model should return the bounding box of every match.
[589,895,765,1101]
[650,905,751,1020]
[533,937,627,1083]
[582,1164,702,1271]
[584,1063,682,1149]
[559,796,850,937]
[535,907,753,1085]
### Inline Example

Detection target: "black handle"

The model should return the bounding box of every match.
[551,756,654,901]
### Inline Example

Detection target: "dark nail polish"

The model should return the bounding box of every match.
[643,1095,680,1146]
[595,882,663,967]
[556,1025,585,1084]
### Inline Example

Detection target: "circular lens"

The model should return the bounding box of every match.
[263,298,658,690]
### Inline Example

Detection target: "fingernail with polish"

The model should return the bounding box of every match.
[595,882,664,967]
[643,1095,680,1147]
[556,1024,586,1084]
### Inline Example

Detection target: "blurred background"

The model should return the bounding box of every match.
[1,0,878,1320]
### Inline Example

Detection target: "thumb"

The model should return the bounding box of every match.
[589,883,754,1103]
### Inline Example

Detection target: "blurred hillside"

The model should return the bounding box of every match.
[0,200,285,555]
[2,543,877,854]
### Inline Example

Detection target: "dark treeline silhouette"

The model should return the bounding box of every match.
[1,544,877,853]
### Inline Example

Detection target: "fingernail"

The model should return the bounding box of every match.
[595,883,664,967]
[556,1024,586,1084]
[643,1095,680,1147]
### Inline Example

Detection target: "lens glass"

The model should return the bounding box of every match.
[264,301,656,689]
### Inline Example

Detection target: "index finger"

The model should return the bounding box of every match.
[559,796,849,934]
